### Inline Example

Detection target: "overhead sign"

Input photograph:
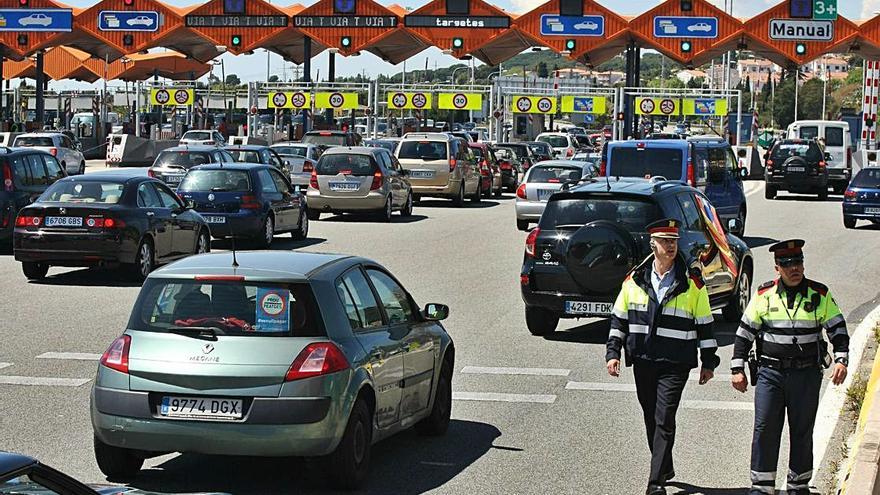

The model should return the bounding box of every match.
[224,0,245,14]
[682,98,728,116]
[769,19,833,41]
[790,0,812,18]
[511,95,556,114]
[438,93,482,110]
[0,9,73,32]
[560,96,606,114]
[635,97,680,116]
[813,0,837,20]
[335,0,356,14]
[185,15,288,27]
[403,15,510,29]
[387,92,432,110]
[150,88,194,106]
[97,11,160,32]
[539,15,604,36]
[315,92,358,110]
[267,91,311,109]
[293,16,397,28]
[653,16,718,38]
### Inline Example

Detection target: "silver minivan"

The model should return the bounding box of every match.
[514,160,594,231]
[395,133,482,206]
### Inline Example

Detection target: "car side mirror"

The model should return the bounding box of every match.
[727,217,742,234]
[423,303,449,321]
[739,167,749,179]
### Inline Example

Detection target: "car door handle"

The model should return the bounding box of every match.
[146,211,154,217]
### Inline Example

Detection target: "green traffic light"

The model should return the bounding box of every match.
[795,43,806,55]
[341,36,352,48]
[452,38,464,49]
[231,34,242,47]
[565,39,575,51]
[681,40,692,52]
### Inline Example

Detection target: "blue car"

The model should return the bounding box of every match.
[602,138,748,235]
[843,167,880,229]
[177,163,308,248]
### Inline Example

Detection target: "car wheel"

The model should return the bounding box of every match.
[722,269,751,322]
[325,399,372,490]
[525,306,559,336]
[79,161,86,175]
[128,239,154,281]
[415,364,452,436]
[471,181,482,204]
[21,262,49,280]
[307,208,321,221]
[452,182,465,207]
[195,230,211,254]
[94,436,143,480]
[378,197,393,223]
[400,192,413,217]
[764,185,777,200]
[844,216,856,229]
[292,209,309,240]
[255,215,274,248]
[819,189,828,201]
[516,219,530,231]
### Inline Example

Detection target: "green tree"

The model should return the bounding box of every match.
[224,74,241,86]
[268,75,280,83]
[798,79,825,120]
[536,61,549,78]
[773,78,796,128]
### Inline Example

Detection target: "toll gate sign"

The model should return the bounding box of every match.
[150,89,194,106]
[386,92,434,110]
[510,96,557,114]
[315,92,358,109]
[438,93,482,110]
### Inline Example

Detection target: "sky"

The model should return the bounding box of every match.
[40,0,880,89]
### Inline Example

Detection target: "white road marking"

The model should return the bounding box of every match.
[460,366,570,377]
[746,181,764,198]
[681,400,753,410]
[565,381,637,392]
[452,392,557,404]
[0,376,91,387]
[0,363,11,370]
[36,352,101,361]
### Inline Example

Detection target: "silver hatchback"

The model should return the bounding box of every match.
[515,160,595,231]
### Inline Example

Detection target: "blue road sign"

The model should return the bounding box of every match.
[789,0,813,18]
[540,14,604,37]
[692,99,717,115]
[98,11,160,32]
[582,114,595,123]
[573,97,595,112]
[224,0,245,15]
[0,9,73,32]
[335,0,356,14]
[653,16,718,38]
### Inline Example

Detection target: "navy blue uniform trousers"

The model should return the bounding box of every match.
[750,366,822,495]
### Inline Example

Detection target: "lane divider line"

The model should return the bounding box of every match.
[452,392,557,404]
[681,400,753,411]
[0,363,12,370]
[0,376,91,387]
[460,366,570,377]
[566,381,636,392]
[36,352,101,361]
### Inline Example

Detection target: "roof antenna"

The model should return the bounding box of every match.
[230,234,239,268]
[605,168,611,192]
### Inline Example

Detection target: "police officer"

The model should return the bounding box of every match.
[606,218,719,495]
[731,239,849,495]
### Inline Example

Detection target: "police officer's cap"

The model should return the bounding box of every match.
[769,239,805,264]
[646,218,680,239]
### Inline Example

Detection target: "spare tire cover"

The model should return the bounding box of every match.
[782,155,807,171]
[565,220,637,294]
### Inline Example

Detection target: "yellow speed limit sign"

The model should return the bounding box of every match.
[315,92,359,110]
[511,95,556,114]
[150,88,194,106]
[437,93,482,110]
[267,91,311,109]
[387,92,433,110]
[635,97,680,116]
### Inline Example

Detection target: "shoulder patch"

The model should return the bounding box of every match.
[808,280,828,296]
[757,279,777,295]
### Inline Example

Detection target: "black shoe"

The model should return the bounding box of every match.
[646,484,666,495]
[663,470,675,482]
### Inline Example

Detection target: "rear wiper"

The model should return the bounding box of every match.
[167,326,224,340]
[554,224,587,229]
[210,187,231,192]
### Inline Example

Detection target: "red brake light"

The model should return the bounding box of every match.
[285,342,350,381]
[566,148,574,157]
[525,227,540,257]
[520,274,530,286]
[370,170,383,190]
[844,189,856,200]
[100,335,131,374]
[818,161,826,170]
[516,183,526,199]
[49,148,57,157]
[449,158,457,172]
[240,194,261,209]
[84,217,125,228]
[147,169,156,178]
[500,161,512,171]
[600,161,607,176]
[302,161,314,173]
[310,169,319,190]
[15,215,42,227]
[3,163,14,192]
[319,131,332,136]
[194,275,245,281]
[687,161,696,187]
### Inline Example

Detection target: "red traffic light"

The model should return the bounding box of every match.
[123,0,134,5]
[18,0,28,6]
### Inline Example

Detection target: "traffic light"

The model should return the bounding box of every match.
[123,0,134,5]
[123,34,134,46]
[18,0,27,6]
[795,43,807,56]
[452,37,464,49]
[231,34,242,47]
[680,0,692,11]
[341,36,352,48]
[564,39,576,51]
[17,34,27,46]
[680,40,692,53]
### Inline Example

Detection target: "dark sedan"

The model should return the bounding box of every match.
[14,171,211,281]
[525,141,553,163]
[177,163,308,248]
[843,167,880,228]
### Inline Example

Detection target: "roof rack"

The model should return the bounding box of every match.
[561,176,598,191]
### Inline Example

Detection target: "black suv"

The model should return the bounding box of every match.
[520,178,753,335]
[764,138,830,200]
[0,148,67,243]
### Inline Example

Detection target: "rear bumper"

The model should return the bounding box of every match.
[521,285,615,318]
[410,180,459,198]
[843,202,880,219]
[196,212,263,238]
[766,174,828,192]
[515,200,546,220]
[306,190,386,212]
[13,230,135,265]
[501,173,518,188]
[827,169,851,186]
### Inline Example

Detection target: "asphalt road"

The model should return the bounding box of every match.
[1,172,879,495]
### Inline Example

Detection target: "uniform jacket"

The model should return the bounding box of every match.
[606,255,720,370]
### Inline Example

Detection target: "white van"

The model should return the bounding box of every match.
[786,120,852,193]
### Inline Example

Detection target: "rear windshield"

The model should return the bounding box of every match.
[824,127,844,147]
[272,146,307,157]
[41,181,125,204]
[851,168,880,188]
[178,170,251,192]
[609,147,683,179]
[14,136,54,147]
[538,135,569,148]
[183,131,212,141]
[366,141,398,153]
[398,141,448,160]
[770,143,822,162]
[303,133,346,146]
[129,280,325,337]
[540,197,660,232]
[228,150,263,163]
[154,151,212,169]
[470,147,484,159]
[528,166,583,183]
[498,144,528,158]
[316,154,376,175]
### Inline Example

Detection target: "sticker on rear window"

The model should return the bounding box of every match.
[256,288,290,332]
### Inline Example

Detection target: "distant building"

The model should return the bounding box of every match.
[676,69,707,85]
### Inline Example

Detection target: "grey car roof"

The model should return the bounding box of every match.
[161,145,223,152]
[321,146,380,156]
[149,251,357,281]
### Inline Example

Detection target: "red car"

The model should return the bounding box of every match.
[469,142,503,198]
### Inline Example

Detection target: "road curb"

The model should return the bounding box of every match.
[842,317,880,495]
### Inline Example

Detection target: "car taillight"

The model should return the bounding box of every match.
[847,148,852,167]
[566,148,574,157]
[520,274,529,286]
[818,161,826,171]
[525,227,540,258]
[240,194,262,209]
[766,159,774,171]
[500,161,512,171]
[285,342,350,382]
[147,169,156,178]
[310,169,319,190]
[600,161,606,176]
[449,158,457,172]
[49,148,57,157]
[100,335,131,374]
[302,161,314,173]
[15,215,42,227]
[516,183,526,199]
[687,161,696,187]
[3,163,14,192]
[370,170,383,190]
[85,217,125,228]
[844,189,856,200]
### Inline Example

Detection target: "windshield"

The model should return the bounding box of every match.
[272,146,307,157]
[129,280,325,337]
[397,141,448,160]
[154,151,212,169]
[303,133,347,146]
[609,147,683,179]
[365,140,398,153]
[316,154,376,175]
[540,197,660,232]
[770,143,822,162]
[528,166,583,183]
[497,144,528,159]
[538,135,569,148]
[183,131,212,141]
[228,150,263,163]
[851,168,880,188]
[178,170,251,192]
[14,136,54,147]
[41,181,125,204]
